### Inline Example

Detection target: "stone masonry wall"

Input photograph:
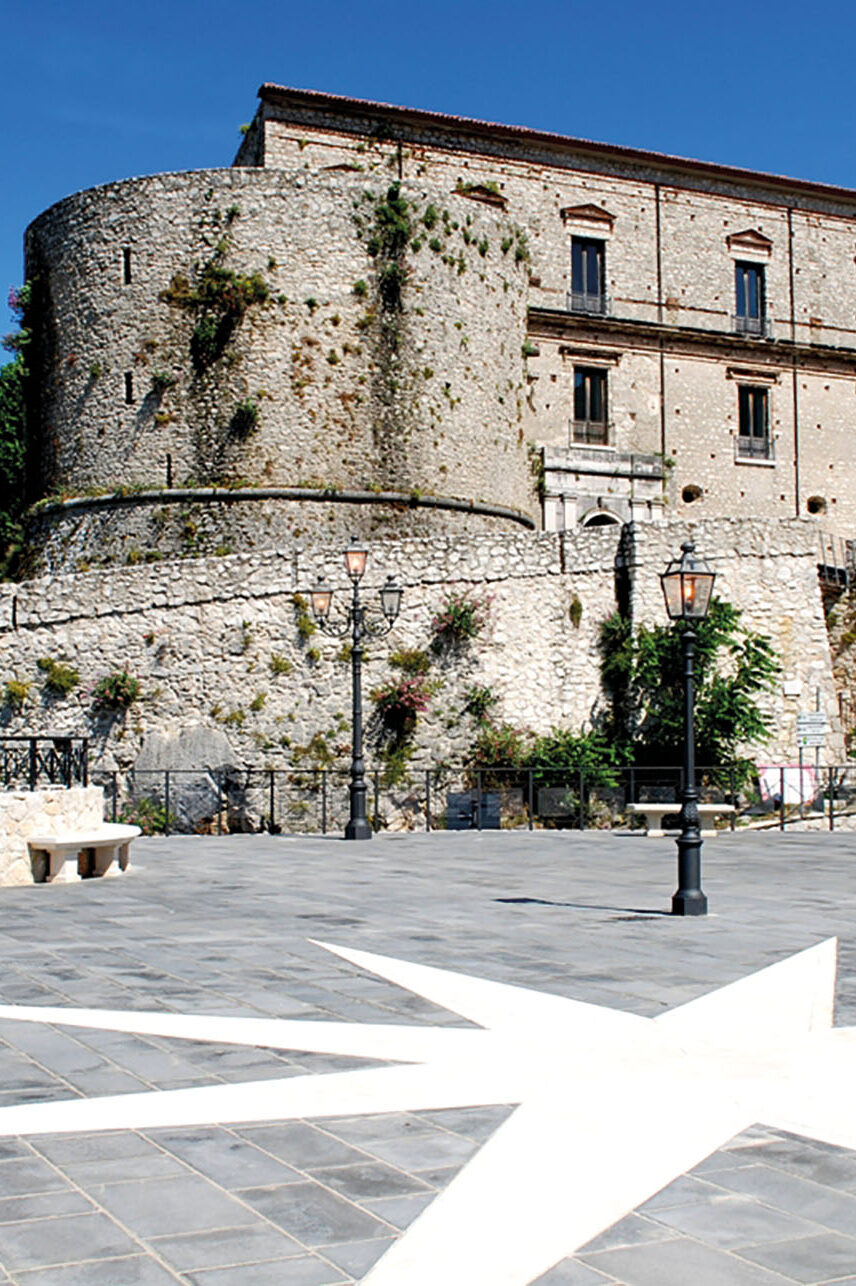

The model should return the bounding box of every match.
[0,522,841,806]
[0,787,103,885]
[24,167,534,567]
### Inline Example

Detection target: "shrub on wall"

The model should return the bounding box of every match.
[92,670,141,712]
[431,590,489,652]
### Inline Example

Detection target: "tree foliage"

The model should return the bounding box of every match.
[0,356,26,554]
[599,599,780,770]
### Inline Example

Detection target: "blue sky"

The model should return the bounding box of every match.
[4,0,856,356]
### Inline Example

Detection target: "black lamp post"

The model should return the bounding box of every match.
[660,540,716,916]
[310,541,403,840]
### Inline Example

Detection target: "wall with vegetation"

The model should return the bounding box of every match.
[0,521,841,806]
[23,168,534,570]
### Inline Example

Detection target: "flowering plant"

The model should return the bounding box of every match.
[431,590,489,651]
[92,670,141,712]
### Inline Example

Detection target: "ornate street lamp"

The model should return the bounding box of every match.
[311,540,402,840]
[660,540,716,916]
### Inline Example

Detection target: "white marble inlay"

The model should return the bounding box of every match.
[0,938,851,1285]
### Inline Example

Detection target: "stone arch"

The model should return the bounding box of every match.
[580,508,621,528]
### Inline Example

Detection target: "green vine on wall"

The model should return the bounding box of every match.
[160,225,269,372]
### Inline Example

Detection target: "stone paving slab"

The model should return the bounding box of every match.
[0,830,850,1281]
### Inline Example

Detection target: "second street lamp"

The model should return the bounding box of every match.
[660,540,716,917]
[311,541,402,840]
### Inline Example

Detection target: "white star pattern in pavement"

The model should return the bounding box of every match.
[0,938,851,1285]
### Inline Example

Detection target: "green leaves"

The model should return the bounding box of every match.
[599,599,780,770]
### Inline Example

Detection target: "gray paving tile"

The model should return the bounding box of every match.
[30,1131,163,1165]
[0,1190,94,1224]
[150,1223,304,1271]
[581,1235,802,1284]
[0,1158,71,1198]
[15,1256,181,1283]
[88,1173,258,1236]
[235,1123,373,1169]
[183,1258,347,1284]
[0,1212,138,1271]
[309,1161,432,1201]
[359,1130,480,1171]
[579,1212,678,1254]
[148,1127,302,1188]
[321,1236,396,1277]
[239,1180,394,1244]
[648,1191,824,1249]
[533,1261,620,1284]
[711,1163,856,1236]
[362,1191,436,1229]
[737,1231,856,1281]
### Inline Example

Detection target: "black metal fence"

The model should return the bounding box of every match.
[85,761,856,836]
[0,737,89,790]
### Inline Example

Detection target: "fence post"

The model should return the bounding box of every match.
[164,771,171,836]
[829,765,835,832]
[528,769,534,831]
[578,769,585,831]
[112,771,118,822]
[779,766,785,832]
[82,738,89,788]
[216,771,222,834]
[425,770,431,832]
[28,738,37,792]
[729,764,736,831]
[373,771,380,832]
[476,771,483,831]
[321,770,327,835]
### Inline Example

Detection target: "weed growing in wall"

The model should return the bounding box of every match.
[37,657,80,697]
[2,679,31,711]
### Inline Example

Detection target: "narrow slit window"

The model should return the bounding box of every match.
[124,372,134,404]
[122,248,132,285]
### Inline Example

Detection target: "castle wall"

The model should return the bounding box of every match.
[25,168,534,556]
[0,523,842,789]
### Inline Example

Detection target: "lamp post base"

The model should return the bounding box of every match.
[344,816,373,841]
[671,888,708,916]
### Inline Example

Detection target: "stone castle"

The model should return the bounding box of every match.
[2,84,854,805]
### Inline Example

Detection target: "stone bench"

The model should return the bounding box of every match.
[626,802,735,838]
[28,824,141,884]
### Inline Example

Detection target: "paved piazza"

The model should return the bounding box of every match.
[0,830,853,1283]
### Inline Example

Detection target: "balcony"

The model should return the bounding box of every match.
[732,311,773,339]
[570,419,613,447]
[567,291,611,317]
[735,434,775,463]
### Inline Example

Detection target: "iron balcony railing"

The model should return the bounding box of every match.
[732,311,773,338]
[567,290,611,316]
[1,736,89,790]
[570,419,613,447]
[734,435,775,462]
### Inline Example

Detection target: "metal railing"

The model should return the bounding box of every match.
[734,435,775,462]
[570,419,613,447]
[732,311,773,338]
[0,737,89,790]
[83,761,856,837]
[567,291,611,316]
[818,532,856,589]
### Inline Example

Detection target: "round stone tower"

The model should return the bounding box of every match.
[23,168,536,571]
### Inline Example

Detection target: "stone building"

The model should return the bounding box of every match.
[2,85,852,810]
[20,83,856,567]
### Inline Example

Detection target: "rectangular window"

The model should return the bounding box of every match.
[570,238,605,314]
[124,372,134,405]
[735,262,765,335]
[737,385,772,458]
[122,247,132,285]
[572,367,609,444]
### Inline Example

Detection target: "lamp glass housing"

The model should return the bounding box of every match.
[660,542,715,621]
[379,576,403,623]
[310,582,334,621]
[344,541,368,581]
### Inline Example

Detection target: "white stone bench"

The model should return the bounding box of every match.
[28,824,141,883]
[626,802,735,838]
